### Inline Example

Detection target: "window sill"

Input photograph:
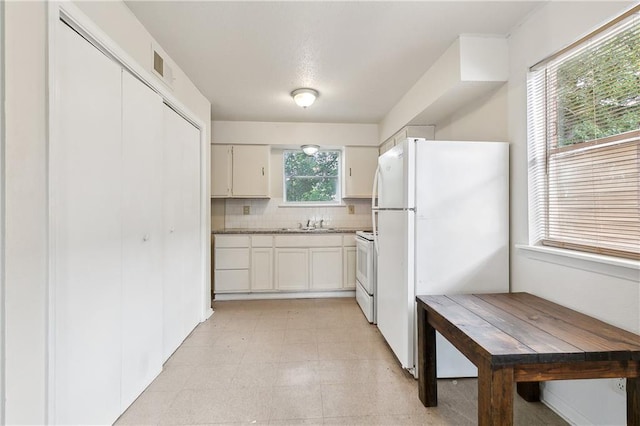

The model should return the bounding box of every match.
[515,244,639,281]
[278,203,347,208]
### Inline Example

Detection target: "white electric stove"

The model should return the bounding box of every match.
[355,231,377,323]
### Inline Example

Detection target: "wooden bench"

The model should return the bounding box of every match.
[416,292,640,426]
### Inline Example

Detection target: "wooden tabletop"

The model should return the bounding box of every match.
[416,292,640,367]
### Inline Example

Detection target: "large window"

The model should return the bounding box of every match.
[527,7,639,260]
[283,150,341,203]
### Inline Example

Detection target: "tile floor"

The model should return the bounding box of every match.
[116,298,567,425]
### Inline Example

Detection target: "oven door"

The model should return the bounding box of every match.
[356,237,373,295]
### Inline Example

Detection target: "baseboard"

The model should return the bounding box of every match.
[541,383,592,425]
[203,307,213,320]
[214,290,356,301]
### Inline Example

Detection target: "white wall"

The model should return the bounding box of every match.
[434,84,508,142]
[0,1,5,422]
[380,35,508,143]
[212,120,378,147]
[3,1,211,423]
[434,2,639,424]
[508,3,638,424]
[381,37,462,142]
[4,3,48,423]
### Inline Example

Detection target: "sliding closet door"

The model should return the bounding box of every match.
[181,119,202,333]
[162,105,201,360]
[121,71,164,409]
[162,106,186,360]
[54,21,123,425]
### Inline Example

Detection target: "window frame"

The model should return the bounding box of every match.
[282,149,342,205]
[526,6,640,261]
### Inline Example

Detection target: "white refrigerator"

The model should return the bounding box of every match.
[372,138,509,378]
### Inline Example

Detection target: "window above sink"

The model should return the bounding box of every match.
[283,150,341,205]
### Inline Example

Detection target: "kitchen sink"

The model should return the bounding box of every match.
[280,227,336,232]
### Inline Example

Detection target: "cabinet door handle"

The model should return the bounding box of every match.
[349,168,352,177]
[262,167,265,176]
[143,234,150,242]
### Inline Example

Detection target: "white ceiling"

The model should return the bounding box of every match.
[125,1,541,124]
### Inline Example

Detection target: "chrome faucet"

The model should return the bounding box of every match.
[319,219,324,228]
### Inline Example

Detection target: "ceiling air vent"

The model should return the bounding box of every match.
[153,51,164,76]
[151,44,174,89]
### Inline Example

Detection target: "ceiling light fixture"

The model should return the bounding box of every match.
[301,144,320,156]
[291,88,319,108]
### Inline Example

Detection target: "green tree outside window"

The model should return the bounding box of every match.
[554,25,639,147]
[284,151,340,202]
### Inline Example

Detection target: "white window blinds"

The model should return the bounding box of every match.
[527,7,640,260]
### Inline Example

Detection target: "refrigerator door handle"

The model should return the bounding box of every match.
[372,210,379,254]
[371,164,380,211]
[372,164,380,254]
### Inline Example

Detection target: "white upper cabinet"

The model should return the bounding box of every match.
[211,144,270,198]
[232,145,270,197]
[343,146,379,198]
[211,144,232,197]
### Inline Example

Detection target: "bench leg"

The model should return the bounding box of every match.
[517,382,540,402]
[417,304,437,407]
[478,363,514,426]
[628,377,640,426]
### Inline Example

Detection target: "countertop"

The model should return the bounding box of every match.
[212,228,370,235]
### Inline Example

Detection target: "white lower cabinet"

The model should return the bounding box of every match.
[215,270,250,292]
[343,247,357,289]
[216,248,250,269]
[251,248,273,291]
[214,233,358,295]
[214,235,250,292]
[275,249,309,290]
[310,248,343,290]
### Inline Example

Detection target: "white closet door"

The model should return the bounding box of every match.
[162,105,202,360]
[121,71,164,409]
[181,120,202,333]
[54,22,123,425]
[162,105,186,360]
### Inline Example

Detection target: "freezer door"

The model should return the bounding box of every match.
[376,210,414,370]
[414,140,509,296]
[377,140,414,209]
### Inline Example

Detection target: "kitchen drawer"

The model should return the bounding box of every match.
[215,269,250,293]
[215,248,250,269]
[342,234,356,247]
[275,235,342,248]
[251,235,273,248]
[215,235,250,248]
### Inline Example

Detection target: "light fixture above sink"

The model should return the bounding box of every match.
[301,144,319,155]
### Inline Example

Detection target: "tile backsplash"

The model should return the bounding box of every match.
[225,198,372,230]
